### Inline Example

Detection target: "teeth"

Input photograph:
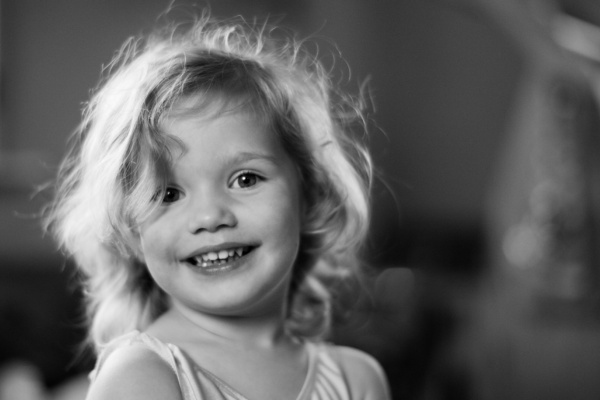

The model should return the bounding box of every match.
[189,247,249,268]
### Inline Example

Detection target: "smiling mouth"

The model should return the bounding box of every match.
[185,246,254,268]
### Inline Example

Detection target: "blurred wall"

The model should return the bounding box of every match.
[0,0,524,396]
[0,0,521,264]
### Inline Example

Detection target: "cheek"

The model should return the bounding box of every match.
[138,232,173,287]
[138,223,171,262]
[275,194,303,248]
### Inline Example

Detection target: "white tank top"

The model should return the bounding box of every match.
[90,330,351,400]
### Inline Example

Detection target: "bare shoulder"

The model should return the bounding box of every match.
[332,345,391,400]
[86,343,183,400]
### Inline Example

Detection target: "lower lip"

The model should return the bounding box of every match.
[184,251,253,276]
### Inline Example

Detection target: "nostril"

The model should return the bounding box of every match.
[187,207,238,233]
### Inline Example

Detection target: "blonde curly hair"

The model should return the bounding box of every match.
[45,15,372,350]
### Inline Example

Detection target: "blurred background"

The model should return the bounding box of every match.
[1,0,600,399]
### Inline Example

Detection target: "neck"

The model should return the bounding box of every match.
[162,301,294,349]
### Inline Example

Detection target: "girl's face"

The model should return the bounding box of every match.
[137,106,303,319]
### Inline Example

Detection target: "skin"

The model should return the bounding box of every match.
[87,104,391,400]
[142,108,306,400]
[138,109,303,322]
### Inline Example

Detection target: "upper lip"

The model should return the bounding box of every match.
[182,242,258,260]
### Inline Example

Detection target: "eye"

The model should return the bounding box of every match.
[231,171,261,189]
[162,187,181,203]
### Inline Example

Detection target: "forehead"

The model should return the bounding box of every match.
[162,89,271,141]
[160,108,288,166]
[164,91,268,123]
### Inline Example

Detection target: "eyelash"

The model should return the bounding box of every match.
[162,187,181,204]
[159,171,263,204]
[231,171,263,189]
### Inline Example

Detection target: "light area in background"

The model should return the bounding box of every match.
[0,0,521,266]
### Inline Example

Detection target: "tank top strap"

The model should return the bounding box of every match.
[90,332,351,400]
[90,330,199,400]
[300,342,351,400]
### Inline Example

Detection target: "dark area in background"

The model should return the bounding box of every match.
[3,1,600,399]
[0,1,514,398]
[0,261,92,387]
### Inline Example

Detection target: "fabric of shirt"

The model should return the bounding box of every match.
[90,330,351,400]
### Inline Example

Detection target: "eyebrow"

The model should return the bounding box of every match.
[228,151,280,166]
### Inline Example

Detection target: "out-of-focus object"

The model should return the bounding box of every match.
[456,1,600,399]
[553,0,600,62]
[482,0,600,317]
[0,361,47,400]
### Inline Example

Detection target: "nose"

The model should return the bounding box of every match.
[187,194,237,233]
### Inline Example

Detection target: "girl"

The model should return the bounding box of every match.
[45,15,390,400]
